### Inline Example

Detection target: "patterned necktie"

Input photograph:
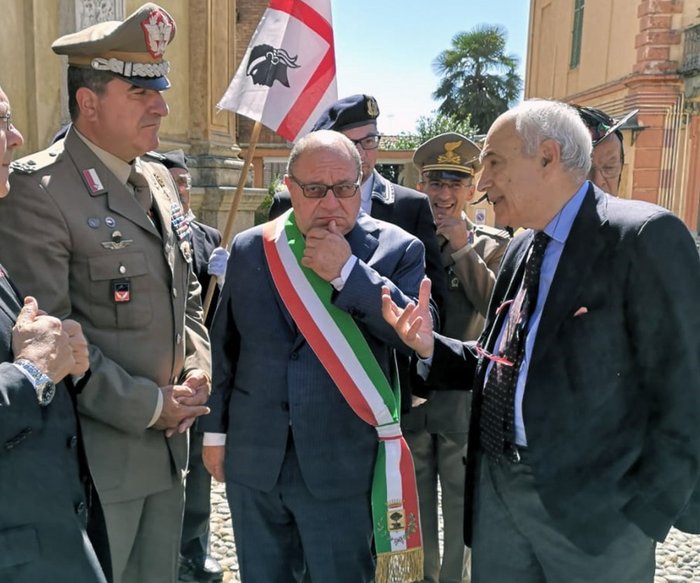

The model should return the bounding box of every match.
[479,231,550,458]
[128,164,152,212]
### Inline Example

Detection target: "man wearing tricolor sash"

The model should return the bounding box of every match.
[202,131,436,583]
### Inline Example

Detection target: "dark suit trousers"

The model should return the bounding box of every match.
[181,430,211,562]
[471,452,656,583]
[225,433,374,583]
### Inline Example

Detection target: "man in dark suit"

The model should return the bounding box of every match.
[156,149,227,582]
[0,83,108,583]
[202,130,433,582]
[382,99,700,582]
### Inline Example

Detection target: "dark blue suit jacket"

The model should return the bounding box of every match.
[425,185,700,553]
[0,265,108,582]
[200,213,430,500]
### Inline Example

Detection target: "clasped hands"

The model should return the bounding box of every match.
[154,369,211,438]
[12,296,89,383]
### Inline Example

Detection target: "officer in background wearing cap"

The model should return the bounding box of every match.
[147,149,227,583]
[0,5,212,583]
[403,133,509,583]
[270,94,447,413]
[573,105,636,196]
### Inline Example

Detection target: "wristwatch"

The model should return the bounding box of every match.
[14,358,56,406]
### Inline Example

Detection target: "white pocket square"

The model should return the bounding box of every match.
[574,306,589,317]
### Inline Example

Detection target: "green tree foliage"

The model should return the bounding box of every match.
[432,24,522,134]
[386,112,478,151]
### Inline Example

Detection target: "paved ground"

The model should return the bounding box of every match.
[207,480,700,582]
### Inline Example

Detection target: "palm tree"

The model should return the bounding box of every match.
[433,24,522,134]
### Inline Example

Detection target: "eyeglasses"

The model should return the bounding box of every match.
[0,113,12,132]
[589,162,622,180]
[289,175,360,199]
[348,134,381,151]
[174,174,192,190]
[423,180,471,193]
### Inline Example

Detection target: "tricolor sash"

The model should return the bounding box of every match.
[262,210,423,583]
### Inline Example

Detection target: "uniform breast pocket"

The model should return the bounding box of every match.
[88,252,153,329]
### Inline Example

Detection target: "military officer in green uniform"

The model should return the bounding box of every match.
[0,4,211,583]
[402,133,510,583]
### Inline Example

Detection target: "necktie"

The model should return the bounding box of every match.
[128,164,152,212]
[479,231,549,459]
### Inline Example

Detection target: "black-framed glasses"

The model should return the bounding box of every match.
[0,113,12,132]
[348,134,381,151]
[289,175,361,199]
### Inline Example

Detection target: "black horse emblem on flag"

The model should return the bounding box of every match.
[246,44,300,88]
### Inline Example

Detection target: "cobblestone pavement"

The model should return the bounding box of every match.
[208,481,700,582]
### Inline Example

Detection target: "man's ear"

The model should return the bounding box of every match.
[416,181,425,193]
[539,139,561,169]
[76,87,99,122]
[464,184,477,202]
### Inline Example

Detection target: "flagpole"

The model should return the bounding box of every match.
[202,120,263,318]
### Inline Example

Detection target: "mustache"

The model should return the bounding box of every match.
[471,193,491,205]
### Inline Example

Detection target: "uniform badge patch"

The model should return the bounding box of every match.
[82,168,104,193]
[112,280,131,303]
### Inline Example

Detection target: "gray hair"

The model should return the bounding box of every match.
[287,130,361,179]
[508,99,592,179]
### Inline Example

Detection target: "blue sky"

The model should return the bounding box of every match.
[331,1,530,134]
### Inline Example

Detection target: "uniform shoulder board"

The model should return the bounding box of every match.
[10,142,65,175]
[475,224,511,240]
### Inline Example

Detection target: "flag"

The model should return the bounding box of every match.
[218,0,337,142]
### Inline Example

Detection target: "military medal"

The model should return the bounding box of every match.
[101,230,133,250]
[170,202,192,241]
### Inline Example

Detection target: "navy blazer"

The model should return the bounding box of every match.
[426,185,700,554]
[190,220,222,329]
[0,265,108,582]
[201,213,430,500]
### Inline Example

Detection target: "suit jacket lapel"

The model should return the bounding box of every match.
[480,232,532,352]
[532,185,608,361]
[63,131,159,237]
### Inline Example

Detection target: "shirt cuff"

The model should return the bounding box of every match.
[416,355,433,380]
[147,389,164,428]
[330,255,358,291]
[203,432,227,446]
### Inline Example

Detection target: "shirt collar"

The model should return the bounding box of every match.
[542,181,589,244]
[73,128,132,186]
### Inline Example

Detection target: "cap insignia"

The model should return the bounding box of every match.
[366,96,379,118]
[437,141,463,165]
[141,9,175,60]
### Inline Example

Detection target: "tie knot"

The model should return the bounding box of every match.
[128,164,150,189]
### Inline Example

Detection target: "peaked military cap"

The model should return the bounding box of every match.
[413,132,481,177]
[573,105,638,146]
[52,3,176,91]
[159,149,188,170]
[311,94,380,132]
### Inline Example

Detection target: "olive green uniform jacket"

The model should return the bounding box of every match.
[0,129,210,505]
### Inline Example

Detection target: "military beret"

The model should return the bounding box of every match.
[51,3,176,91]
[413,132,481,177]
[573,105,638,147]
[311,94,380,132]
[159,149,188,170]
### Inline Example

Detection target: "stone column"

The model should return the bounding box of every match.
[186,0,266,237]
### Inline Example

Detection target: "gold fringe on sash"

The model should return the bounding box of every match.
[375,548,424,583]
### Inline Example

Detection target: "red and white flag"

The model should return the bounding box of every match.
[218,0,337,142]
